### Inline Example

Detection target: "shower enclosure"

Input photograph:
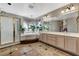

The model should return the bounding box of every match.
[0,12,20,48]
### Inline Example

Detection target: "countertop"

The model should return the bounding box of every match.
[21,31,79,38]
[41,32,79,37]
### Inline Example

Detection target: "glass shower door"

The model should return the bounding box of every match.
[1,16,13,44]
[14,18,20,42]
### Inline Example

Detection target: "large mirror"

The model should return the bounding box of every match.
[42,11,79,33]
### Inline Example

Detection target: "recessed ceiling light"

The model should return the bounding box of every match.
[28,4,35,9]
[8,3,12,5]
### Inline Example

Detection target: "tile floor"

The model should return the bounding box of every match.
[0,42,71,56]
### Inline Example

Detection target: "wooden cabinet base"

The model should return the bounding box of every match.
[56,35,65,49]
[39,33,79,56]
[65,36,77,53]
[39,40,78,56]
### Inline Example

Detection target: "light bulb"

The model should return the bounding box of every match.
[61,10,64,13]
[43,16,46,19]
[66,8,70,12]
[71,6,75,10]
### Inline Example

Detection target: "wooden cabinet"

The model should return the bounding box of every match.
[76,39,79,55]
[56,35,65,49]
[40,33,57,46]
[47,34,56,46]
[39,33,43,41]
[39,33,47,42]
[39,33,79,55]
[65,36,77,53]
[42,34,47,42]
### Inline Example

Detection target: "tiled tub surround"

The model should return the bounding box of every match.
[39,32,79,55]
[21,32,39,41]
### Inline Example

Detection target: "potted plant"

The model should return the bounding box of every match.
[19,24,25,33]
[29,24,36,32]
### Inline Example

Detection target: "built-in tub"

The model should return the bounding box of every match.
[21,32,40,41]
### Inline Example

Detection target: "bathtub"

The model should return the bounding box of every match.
[21,32,40,41]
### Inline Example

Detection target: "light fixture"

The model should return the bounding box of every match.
[65,7,70,12]
[42,16,48,22]
[29,5,34,8]
[71,6,75,10]
[61,4,75,14]
[61,10,65,13]
[28,3,35,9]
[46,15,51,18]
[43,16,46,19]
[65,8,70,12]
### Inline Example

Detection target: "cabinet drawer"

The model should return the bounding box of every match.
[48,39,56,46]
[47,36,56,41]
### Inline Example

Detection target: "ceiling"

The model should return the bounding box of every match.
[0,3,68,19]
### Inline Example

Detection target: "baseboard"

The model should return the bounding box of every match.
[0,42,20,49]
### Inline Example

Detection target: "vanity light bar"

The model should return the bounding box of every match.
[61,5,75,13]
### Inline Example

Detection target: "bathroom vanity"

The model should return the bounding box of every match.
[39,32,79,55]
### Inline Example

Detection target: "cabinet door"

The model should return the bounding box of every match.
[42,34,47,42]
[65,36,77,53]
[76,39,79,55]
[39,33,43,41]
[56,35,64,49]
[39,33,47,42]
[48,38,56,46]
[47,34,56,46]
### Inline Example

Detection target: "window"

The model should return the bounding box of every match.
[23,22,28,32]
[22,21,49,33]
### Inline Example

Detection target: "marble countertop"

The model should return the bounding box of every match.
[41,32,79,37]
[21,31,79,37]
